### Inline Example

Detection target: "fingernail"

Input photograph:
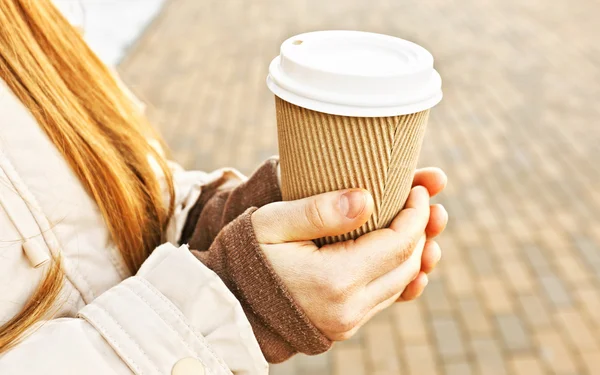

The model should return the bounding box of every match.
[339,190,367,219]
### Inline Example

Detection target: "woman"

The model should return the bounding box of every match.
[0,1,448,374]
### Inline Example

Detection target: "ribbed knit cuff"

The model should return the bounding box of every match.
[182,158,282,248]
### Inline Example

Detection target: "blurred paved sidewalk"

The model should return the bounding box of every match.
[119,0,600,373]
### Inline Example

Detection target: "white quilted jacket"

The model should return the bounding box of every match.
[0,76,268,375]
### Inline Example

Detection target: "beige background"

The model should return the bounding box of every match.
[119,0,600,373]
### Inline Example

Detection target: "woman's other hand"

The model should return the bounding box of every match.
[251,168,447,341]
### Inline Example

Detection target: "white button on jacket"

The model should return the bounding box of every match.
[172,358,206,375]
[0,76,269,375]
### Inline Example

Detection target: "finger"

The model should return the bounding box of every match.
[252,188,374,243]
[396,272,429,302]
[426,204,448,239]
[421,240,442,274]
[346,186,430,280]
[388,185,431,235]
[363,235,425,306]
[412,167,447,197]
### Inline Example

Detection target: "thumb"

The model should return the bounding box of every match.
[252,189,374,244]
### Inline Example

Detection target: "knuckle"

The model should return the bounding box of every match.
[331,305,360,333]
[326,277,353,303]
[402,207,419,221]
[306,267,329,291]
[396,236,417,264]
[304,199,327,232]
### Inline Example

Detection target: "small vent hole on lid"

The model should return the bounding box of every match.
[292,40,303,45]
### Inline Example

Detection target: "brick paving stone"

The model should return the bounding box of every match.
[500,259,536,293]
[423,279,454,315]
[403,344,440,375]
[524,245,553,277]
[364,320,402,375]
[428,267,443,282]
[392,302,428,343]
[468,246,498,277]
[553,255,591,285]
[573,235,600,276]
[444,361,474,375]
[269,359,298,375]
[589,227,600,246]
[117,0,600,373]
[575,286,600,328]
[554,309,600,352]
[295,353,331,375]
[553,213,580,233]
[471,338,507,375]
[332,346,367,375]
[510,355,547,375]
[457,297,493,337]
[454,221,483,247]
[507,219,537,243]
[437,236,463,264]
[580,351,600,375]
[444,262,475,296]
[431,316,467,360]
[488,233,521,263]
[518,294,552,329]
[536,331,579,375]
[479,277,514,313]
[369,305,393,324]
[535,229,573,259]
[539,275,573,308]
[495,314,532,352]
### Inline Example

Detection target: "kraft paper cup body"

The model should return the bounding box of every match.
[268,31,442,245]
[276,97,430,246]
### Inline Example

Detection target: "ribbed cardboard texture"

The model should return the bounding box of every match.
[276,97,430,246]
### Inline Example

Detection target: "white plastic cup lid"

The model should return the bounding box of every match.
[267,30,442,117]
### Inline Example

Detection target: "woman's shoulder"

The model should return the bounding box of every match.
[0,77,129,315]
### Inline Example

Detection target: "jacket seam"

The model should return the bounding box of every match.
[80,303,158,375]
[118,283,199,356]
[131,277,231,374]
[78,306,143,375]
[94,303,160,375]
[118,282,225,375]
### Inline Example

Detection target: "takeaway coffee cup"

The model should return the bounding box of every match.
[267,31,442,246]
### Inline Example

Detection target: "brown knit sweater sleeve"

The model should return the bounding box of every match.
[179,158,282,247]
[183,159,332,363]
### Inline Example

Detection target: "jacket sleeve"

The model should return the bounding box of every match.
[164,157,281,249]
[162,158,248,246]
[0,244,269,375]
[179,158,281,247]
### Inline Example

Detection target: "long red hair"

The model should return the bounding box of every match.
[0,0,174,351]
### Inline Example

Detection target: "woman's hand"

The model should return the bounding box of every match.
[251,168,447,341]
